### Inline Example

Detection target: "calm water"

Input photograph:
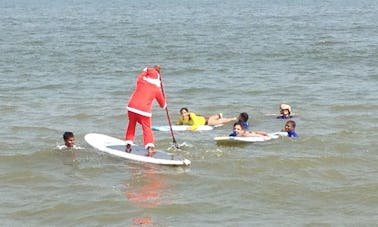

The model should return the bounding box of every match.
[1,0,378,226]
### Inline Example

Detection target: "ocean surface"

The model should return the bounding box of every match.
[1,0,377,226]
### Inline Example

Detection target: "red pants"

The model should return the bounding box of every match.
[125,111,154,148]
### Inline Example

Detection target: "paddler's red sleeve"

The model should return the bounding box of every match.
[155,88,167,109]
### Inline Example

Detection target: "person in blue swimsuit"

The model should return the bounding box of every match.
[283,120,298,137]
[237,112,249,129]
[276,104,293,119]
[229,113,249,136]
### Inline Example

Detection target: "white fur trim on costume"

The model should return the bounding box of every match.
[145,143,155,149]
[143,76,161,87]
[127,107,152,117]
[125,140,134,145]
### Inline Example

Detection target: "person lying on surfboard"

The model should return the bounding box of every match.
[282,120,298,137]
[229,122,269,137]
[178,107,236,131]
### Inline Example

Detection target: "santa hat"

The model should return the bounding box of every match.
[146,68,160,79]
[142,67,161,87]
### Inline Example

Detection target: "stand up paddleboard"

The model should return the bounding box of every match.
[214,132,287,143]
[85,133,191,166]
[153,125,221,131]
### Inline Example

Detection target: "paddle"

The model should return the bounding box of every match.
[158,67,181,149]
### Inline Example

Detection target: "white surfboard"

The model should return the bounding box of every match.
[214,132,286,143]
[85,133,191,166]
[271,131,289,137]
[153,125,220,131]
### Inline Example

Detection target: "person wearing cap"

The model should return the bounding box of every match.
[277,103,293,119]
[125,65,167,156]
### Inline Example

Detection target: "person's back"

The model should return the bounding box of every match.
[127,67,166,117]
[125,65,167,156]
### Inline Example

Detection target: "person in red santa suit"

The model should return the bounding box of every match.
[125,65,167,156]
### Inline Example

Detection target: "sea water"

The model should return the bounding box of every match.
[1,0,377,226]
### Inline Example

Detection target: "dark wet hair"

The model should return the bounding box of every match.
[233,122,242,127]
[63,131,74,140]
[239,112,249,122]
[286,120,296,128]
[180,107,189,114]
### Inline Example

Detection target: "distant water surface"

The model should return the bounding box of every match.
[1,0,377,226]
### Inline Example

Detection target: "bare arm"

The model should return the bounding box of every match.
[243,131,267,137]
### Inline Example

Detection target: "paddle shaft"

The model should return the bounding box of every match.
[159,73,179,147]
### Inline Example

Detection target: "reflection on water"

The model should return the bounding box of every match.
[124,164,165,225]
[1,0,377,225]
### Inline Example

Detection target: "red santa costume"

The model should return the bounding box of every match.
[125,66,167,149]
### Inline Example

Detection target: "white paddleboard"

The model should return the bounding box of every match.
[214,132,286,143]
[85,133,191,166]
[153,125,219,131]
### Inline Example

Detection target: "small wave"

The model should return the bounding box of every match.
[330,104,378,111]
[56,145,84,150]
